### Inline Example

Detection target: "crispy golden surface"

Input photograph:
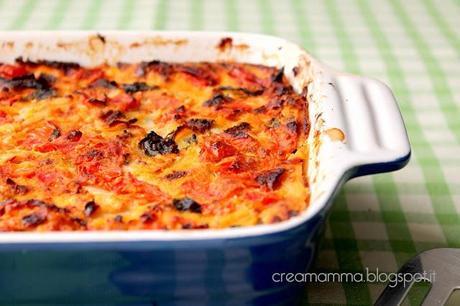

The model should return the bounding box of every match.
[0,59,309,231]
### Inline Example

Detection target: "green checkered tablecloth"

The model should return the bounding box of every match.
[1,0,459,305]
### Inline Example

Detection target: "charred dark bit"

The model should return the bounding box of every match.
[274,83,292,97]
[271,216,283,223]
[89,78,118,89]
[122,82,158,94]
[15,57,80,72]
[66,130,82,142]
[28,88,55,100]
[217,86,264,96]
[182,223,209,229]
[224,122,251,138]
[71,217,87,227]
[178,66,218,86]
[164,170,188,180]
[26,199,49,208]
[255,168,286,190]
[3,198,62,212]
[140,212,156,223]
[271,67,285,83]
[100,110,124,125]
[122,153,131,165]
[166,125,185,140]
[288,210,299,218]
[267,97,285,110]
[0,74,53,91]
[49,127,61,141]
[267,118,281,128]
[286,121,298,133]
[96,34,106,43]
[174,105,186,120]
[292,66,300,76]
[181,223,193,229]
[217,37,233,51]
[116,62,130,69]
[203,93,232,108]
[6,178,29,195]
[226,109,245,121]
[40,73,57,84]
[254,105,267,114]
[22,213,46,227]
[138,60,173,78]
[184,134,197,145]
[74,183,83,195]
[4,199,89,229]
[139,131,179,156]
[186,118,214,133]
[100,110,137,127]
[114,215,123,223]
[173,197,202,213]
[84,201,99,217]
[87,97,107,106]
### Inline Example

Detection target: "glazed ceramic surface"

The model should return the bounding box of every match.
[0,31,410,306]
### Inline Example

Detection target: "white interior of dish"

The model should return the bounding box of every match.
[0,31,356,242]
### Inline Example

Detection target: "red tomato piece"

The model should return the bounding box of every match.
[0,64,27,79]
[110,93,140,111]
[201,139,236,162]
[0,110,7,123]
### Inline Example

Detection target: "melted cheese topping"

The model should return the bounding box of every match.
[0,60,309,231]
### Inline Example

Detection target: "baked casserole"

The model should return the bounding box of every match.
[0,59,309,231]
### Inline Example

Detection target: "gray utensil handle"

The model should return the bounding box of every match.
[375,248,460,306]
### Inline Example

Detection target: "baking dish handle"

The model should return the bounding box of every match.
[328,74,411,178]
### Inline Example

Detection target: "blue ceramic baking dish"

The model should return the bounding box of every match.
[0,31,410,306]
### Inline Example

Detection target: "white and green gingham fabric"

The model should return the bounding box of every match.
[1,0,459,305]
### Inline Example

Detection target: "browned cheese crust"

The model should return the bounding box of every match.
[0,59,309,231]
